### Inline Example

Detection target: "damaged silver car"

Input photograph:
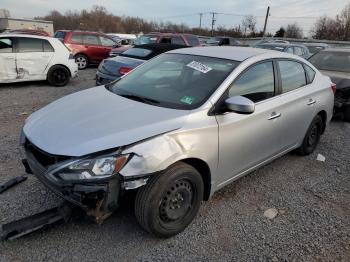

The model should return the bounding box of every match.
[21,46,334,237]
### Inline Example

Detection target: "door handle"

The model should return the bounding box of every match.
[268,112,281,120]
[307,99,316,106]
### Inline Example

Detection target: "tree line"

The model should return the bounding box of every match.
[36,3,350,41]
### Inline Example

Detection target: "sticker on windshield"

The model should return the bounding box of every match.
[186,61,212,74]
[180,96,195,105]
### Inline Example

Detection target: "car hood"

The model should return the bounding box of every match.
[320,70,350,90]
[23,86,190,157]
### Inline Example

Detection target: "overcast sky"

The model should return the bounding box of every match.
[2,0,348,36]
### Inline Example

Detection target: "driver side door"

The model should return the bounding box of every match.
[215,61,287,187]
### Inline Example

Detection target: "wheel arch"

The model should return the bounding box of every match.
[180,158,212,201]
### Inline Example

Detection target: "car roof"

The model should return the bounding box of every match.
[259,43,306,48]
[318,48,350,53]
[168,46,291,62]
[303,43,329,47]
[133,43,188,51]
[0,33,52,40]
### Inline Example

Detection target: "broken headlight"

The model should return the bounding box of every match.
[55,155,129,181]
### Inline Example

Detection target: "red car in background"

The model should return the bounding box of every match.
[109,33,200,57]
[54,30,117,69]
[8,29,51,37]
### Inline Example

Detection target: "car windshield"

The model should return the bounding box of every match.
[109,53,239,109]
[309,51,350,73]
[120,48,152,59]
[257,45,285,51]
[307,46,326,54]
[134,35,158,45]
[206,38,221,44]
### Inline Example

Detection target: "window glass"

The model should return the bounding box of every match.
[229,62,275,103]
[279,61,306,93]
[186,35,200,46]
[17,38,43,52]
[286,47,294,54]
[159,37,171,44]
[43,40,54,52]
[71,33,83,44]
[308,51,350,73]
[134,35,157,45]
[110,54,238,110]
[83,34,99,45]
[54,31,66,40]
[99,36,115,47]
[0,38,13,53]
[304,64,316,83]
[294,47,304,56]
[121,48,152,58]
[221,38,230,45]
[171,36,185,45]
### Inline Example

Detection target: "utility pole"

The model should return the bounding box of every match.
[210,12,217,36]
[262,6,270,38]
[199,13,203,30]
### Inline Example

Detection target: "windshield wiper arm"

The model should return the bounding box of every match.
[119,94,160,105]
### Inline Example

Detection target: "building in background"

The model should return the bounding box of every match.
[0,9,54,35]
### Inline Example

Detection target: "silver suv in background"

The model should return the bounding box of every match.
[21,47,334,237]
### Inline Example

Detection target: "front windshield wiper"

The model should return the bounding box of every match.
[118,93,160,105]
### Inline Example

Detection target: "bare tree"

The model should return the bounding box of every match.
[241,15,257,36]
[285,23,303,39]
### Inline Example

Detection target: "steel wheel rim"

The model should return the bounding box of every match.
[159,179,194,222]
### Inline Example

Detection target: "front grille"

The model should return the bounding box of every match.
[24,139,70,167]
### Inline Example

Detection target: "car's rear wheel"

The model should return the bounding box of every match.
[75,54,88,70]
[296,115,323,155]
[134,162,204,238]
[47,65,70,87]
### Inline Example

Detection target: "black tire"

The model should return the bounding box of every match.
[75,54,88,70]
[296,115,323,156]
[135,162,204,238]
[47,65,70,87]
[344,104,350,123]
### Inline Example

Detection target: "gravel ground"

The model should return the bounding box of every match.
[0,69,349,261]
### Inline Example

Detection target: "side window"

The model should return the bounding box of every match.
[228,62,275,103]
[43,40,54,52]
[294,47,304,56]
[99,36,115,47]
[171,36,185,45]
[286,47,294,54]
[278,60,306,93]
[304,64,316,83]
[17,38,43,52]
[186,35,200,46]
[83,34,100,45]
[221,38,230,45]
[0,38,13,53]
[70,33,83,44]
[159,37,171,44]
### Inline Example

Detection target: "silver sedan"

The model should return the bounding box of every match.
[22,46,334,237]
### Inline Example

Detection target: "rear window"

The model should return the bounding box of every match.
[278,60,307,93]
[186,35,200,46]
[309,51,350,73]
[54,31,66,40]
[134,35,158,45]
[121,48,152,58]
[83,34,100,45]
[16,38,54,53]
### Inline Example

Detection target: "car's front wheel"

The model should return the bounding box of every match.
[296,115,323,155]
[47,65,70,87]
[134,162,204,238]
[75,54,88,70]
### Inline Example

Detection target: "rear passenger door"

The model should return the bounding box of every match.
[277,60,317,147]
[82,34,104,62]
[15,37,54,80]
[0,37,17,81]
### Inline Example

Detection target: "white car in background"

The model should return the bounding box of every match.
[0,34,78,86]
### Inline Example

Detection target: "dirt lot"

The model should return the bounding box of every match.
[0,69,349,262]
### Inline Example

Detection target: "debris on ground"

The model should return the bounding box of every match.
[316,154,326,162]
[263,208,278,220]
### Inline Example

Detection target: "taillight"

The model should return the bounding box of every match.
[331,83,336,94]
[119,67,133,75]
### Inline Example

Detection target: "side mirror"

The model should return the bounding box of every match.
[225,96,255,114]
